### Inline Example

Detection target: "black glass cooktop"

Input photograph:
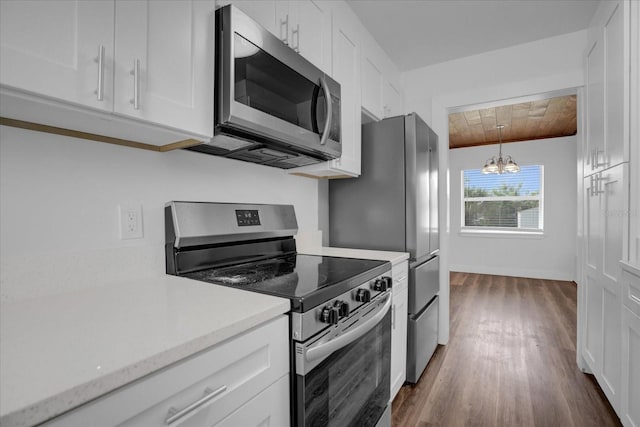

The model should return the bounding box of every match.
[184,254,390,312]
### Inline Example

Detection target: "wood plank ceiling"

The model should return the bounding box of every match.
[448,95,577,149]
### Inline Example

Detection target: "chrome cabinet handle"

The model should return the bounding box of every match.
[280,14,289,44]
[319,77,333,146]
[305,294,391,363]
[130,59,140,110]
[94,45,105,101]
[594,149,605,168]
[165,385,227,425]
[292,24,300,52]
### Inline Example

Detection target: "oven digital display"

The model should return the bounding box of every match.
[235,210,261,226]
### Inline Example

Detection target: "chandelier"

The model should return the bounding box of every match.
[481,124,520,174]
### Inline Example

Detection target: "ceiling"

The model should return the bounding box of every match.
[448,94,577,149]
[347,0,600,71]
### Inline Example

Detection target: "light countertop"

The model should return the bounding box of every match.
[0,275,290,427]
[299,246,410,265]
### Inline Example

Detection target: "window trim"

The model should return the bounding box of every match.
[460,165,545,234]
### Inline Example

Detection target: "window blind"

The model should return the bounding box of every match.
[462,165,544,231]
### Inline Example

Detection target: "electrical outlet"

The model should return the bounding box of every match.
[119,204,143,240]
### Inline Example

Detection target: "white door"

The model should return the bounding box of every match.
[0,0,114,112]
[113,0,214,138]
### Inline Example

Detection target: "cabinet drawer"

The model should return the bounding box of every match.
[622,267,640,317]
[44,316,288,427]
[215,374,289,427]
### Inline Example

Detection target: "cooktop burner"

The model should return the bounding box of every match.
[184,253,388,312]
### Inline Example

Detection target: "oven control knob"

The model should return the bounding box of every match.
[382,276,393,289]
[320,306,339,325]
[372,278,388,292]
[334,300,350,318]
[355,288,371,303]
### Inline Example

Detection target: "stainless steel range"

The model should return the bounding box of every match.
[165,201,393,427]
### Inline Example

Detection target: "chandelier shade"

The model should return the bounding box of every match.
[481,125,520,174]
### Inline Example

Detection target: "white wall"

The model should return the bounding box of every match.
[449,136,577,280]
[400,29,588,343]
[0,126,319,301]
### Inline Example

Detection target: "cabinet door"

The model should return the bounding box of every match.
[0,0,114,112]
[583,270,603,372]
[113,0,214,138]
[289,0,332,73]
[215,375,290,427]
[584,175,602,274]
[391,261,408,399]
[329,10,361,176]
[621,307,640,427]
[228,0,279,37]
[583,165,626,411]
[361,48,384,120]
[585,35,605,175]
[603,0,630,169]
[383,80,403,118]
[586,0,630,174]
[391,285,408,399]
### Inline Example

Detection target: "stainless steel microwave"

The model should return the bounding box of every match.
[187,5,341,169]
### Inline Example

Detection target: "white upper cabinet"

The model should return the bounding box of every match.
[289,3,361,178]
[113,0,214,137]
[361,42,385,120]
[0,1,115,112]
[221,0,278,34]
[360,28,402,122]
[584,0,631,175]
[383,79,403,118]
[286,0,332,73]
[1,0,214,147]
[225,0,331,73]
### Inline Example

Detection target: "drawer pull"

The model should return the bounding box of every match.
[165,385,227,425]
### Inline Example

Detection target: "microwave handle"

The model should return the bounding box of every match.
[305,293,391,363]
[319,77,333,145]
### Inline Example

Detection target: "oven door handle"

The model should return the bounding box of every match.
[305,293,391,363]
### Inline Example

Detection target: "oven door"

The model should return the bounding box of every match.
[294,293,391,427]
[216,5,341,159]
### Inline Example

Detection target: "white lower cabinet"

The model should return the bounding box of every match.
[43,316,289,427]
[390,260,408,400]
[621,265,640,427]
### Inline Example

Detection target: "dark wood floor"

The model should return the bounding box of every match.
[392,272,621,427]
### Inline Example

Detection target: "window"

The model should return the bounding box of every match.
[462,165,544,232]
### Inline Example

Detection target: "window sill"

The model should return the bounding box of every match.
[459,229,545,239]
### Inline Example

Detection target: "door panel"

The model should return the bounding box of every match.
[0,0,114,111]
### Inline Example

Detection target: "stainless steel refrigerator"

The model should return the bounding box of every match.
[329,113,439,384]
